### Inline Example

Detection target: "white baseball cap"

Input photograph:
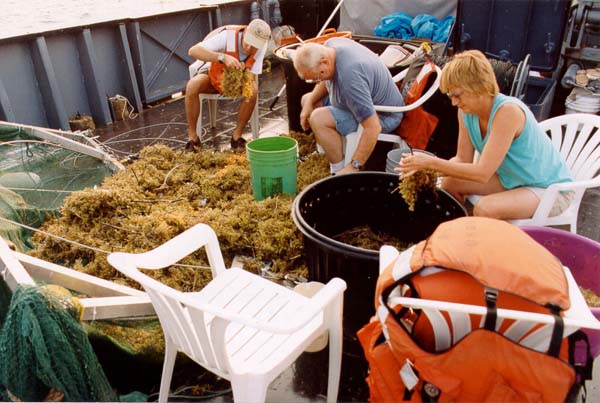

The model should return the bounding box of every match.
[244,19,271,49]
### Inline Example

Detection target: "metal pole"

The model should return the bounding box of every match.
[316,0,345,37]
[269,0,346,110]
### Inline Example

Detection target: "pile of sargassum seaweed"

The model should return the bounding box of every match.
[28,132,329,293]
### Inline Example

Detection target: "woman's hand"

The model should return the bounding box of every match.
[395,152,435,177]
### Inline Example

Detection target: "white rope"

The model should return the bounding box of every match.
[1,187,74,193]
[113,94,139,120]
[100,123,188,144]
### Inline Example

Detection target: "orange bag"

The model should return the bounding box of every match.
[359,217,585,402]
[304,28,352,44]
[394,60,439,150]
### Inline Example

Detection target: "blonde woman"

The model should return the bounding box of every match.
[397,50,572,220]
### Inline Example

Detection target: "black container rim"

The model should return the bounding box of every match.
[292,172,466,257]
[273,43,303,63]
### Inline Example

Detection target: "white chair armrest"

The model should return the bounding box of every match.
[531,177,600,221]
[378,133,406,146]
[562,176,600,191]
[307,277,347,308]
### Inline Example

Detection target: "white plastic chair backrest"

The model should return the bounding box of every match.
[373,63,442,114]
[540,113,600,181]
[107,224,230,374]
[343,63,440,164]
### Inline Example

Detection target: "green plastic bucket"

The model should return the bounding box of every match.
[246,136,298,200]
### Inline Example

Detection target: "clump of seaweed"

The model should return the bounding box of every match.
[286,131,318,157]
[333,224,415,251]
[397,169,438,211]
[29,140,330,293]
[221,68,254,99]
[581,287,600,307]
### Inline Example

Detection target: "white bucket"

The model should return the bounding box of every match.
[386,148,434,174]
[293,281,328,352]
[565,88,600,115]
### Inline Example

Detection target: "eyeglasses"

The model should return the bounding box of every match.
[304,70,322,84]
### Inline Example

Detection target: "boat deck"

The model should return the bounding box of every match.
[94,62,600,402]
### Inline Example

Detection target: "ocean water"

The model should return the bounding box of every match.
[0,0,233,40]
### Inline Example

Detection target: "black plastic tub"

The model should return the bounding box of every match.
[292,172,467,350]
[273,43,314,133]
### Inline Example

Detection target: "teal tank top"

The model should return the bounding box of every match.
[463,94,572,189]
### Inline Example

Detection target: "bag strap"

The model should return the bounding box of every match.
[547,304,565,357]
[568,330,594,382]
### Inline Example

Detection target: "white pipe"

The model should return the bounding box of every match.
[270,0,346,110]
[316,0,346,37]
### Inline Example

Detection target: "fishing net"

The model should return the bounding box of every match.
[0,284,117,402]
[0,125,116,252]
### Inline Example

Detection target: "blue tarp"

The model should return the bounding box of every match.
[374,13,455,43]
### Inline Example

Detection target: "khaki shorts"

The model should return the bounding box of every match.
[526,187,575,217]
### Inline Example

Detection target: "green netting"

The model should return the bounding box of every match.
[0,278,11,330]
[0,284,117,402]
[0,125,114,251]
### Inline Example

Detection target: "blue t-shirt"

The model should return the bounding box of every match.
[324,38,404,122]
[463,94,572,189]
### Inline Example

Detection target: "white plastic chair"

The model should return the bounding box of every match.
[468,113,600,233]
[379,245,600,354]
[107,223,346,403]
[188,62,260,140]
[343,63,442,165]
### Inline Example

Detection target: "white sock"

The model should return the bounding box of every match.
[330,160,345,174]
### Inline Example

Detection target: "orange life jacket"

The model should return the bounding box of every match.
[358,217,586,402]
[208,25,256,94]
[394,59,439,150]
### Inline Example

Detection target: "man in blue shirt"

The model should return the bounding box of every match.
[293,38,404,174]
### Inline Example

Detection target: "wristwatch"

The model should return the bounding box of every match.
[217,53,225,63]
[350,159,363,170]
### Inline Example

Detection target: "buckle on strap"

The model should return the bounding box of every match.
[483,287,498,331]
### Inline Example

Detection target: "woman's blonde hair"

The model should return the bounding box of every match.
[440,50,499,97]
